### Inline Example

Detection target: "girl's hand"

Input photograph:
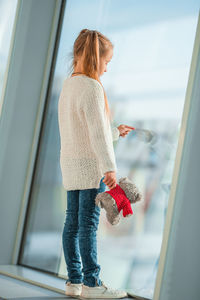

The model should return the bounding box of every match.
[103,171,117,190]
[117,124,135,138]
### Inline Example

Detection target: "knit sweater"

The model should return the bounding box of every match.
[58,74,120,191]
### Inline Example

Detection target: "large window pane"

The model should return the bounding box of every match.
[19,0,200,298]
[0,0,18,115]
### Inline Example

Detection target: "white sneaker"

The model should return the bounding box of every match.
[80,281,128,298]
[65,281,83,296]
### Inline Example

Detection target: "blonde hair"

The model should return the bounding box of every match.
[68,29,114,122]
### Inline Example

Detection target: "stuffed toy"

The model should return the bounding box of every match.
[95,176,142,225]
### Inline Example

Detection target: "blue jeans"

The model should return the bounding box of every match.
[62,177,106,287]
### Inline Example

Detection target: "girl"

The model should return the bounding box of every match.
[58,29,134,298]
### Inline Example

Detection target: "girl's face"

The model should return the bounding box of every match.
[99,47,113,77]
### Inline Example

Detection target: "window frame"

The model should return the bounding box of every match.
[0,1,199,299]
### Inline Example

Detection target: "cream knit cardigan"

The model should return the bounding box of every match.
[58,75,120,191]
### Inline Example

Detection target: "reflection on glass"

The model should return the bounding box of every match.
[19,0,199,298]
[0,0,18,114]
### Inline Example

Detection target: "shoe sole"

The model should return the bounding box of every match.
[68,297,128,299]
[68,293,133,299]
[67,291,151,299]
[66,291,151,299]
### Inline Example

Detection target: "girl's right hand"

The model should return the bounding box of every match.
[103,171,117,190]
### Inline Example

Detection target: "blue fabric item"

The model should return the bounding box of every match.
[62,176,106,287]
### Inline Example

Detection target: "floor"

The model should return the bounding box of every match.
[0,274,144,300]
[0,273,67,300]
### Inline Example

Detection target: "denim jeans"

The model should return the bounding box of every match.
[62,177,106,287]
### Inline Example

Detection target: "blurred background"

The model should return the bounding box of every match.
[0,0,200,299]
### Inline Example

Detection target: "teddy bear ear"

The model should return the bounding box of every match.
[95,194,104,208]
[95,195,100,207]
[99,200,104,208]
[119,177,126,182]
[119,177,129,183]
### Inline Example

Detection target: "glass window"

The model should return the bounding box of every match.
[0,0,18,115]
[19,0,200,298]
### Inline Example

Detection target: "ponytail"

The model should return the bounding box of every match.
[69,29,114,123]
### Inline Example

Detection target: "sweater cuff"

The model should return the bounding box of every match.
[103,166,118,175]
[111,126,120,141]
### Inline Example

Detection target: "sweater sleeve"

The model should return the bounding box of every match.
[111,126,120,141]
[82,81,117,174]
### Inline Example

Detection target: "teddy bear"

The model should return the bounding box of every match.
[95,176,142,225]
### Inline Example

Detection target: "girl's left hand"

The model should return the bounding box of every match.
[117,124,135,138]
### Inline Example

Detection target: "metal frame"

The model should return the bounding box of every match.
[0,0,65,265]
[0,1,200,299]
[154,11,200,300]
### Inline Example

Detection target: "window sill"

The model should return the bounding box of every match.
[0,264,66,295]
